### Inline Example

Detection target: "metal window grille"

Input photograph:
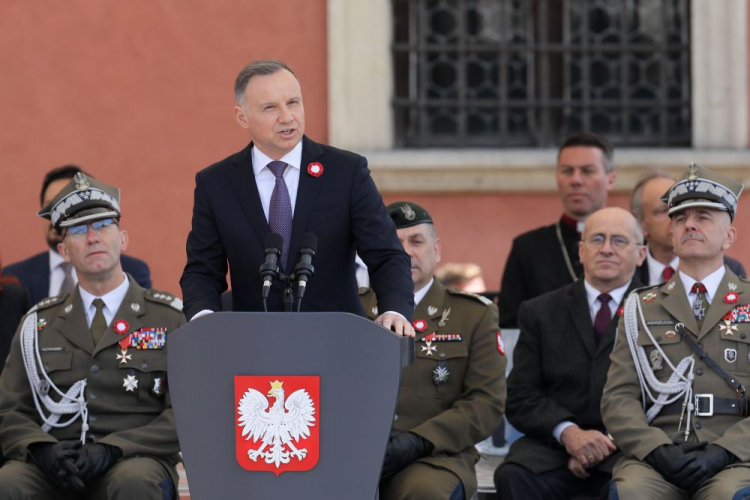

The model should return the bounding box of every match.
[392,0,691,147]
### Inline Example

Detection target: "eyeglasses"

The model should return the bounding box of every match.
[584,234,635,250]
[64,218,118,239]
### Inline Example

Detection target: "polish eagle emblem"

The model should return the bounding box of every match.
[237,380,316,468]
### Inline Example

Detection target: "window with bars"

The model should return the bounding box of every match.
[392,0,691,147]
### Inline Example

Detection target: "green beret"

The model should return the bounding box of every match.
[38,173,121,231]
[387,201,433,229]
[661,163,744,220]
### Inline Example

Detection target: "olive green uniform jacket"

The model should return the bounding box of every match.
[0,275,185,477]
[361,280,507,496]
[602,267,750,462]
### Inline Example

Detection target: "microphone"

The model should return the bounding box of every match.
[259,232,283,300]
[293,233,317,304]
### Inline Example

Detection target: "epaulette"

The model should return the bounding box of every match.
[27,294,69,315]
[145,290,183,311]
[740,276,750,283]
[447,288,493,306]
[631,283,660,296]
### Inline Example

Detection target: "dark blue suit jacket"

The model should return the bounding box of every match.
[180,137,413,320]
[4,252,151,305]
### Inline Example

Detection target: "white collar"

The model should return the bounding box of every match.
[679,265,725,302]
[252,140,303,176]
[49,249,67,269]
[646,247,679,285]
[584,278,631,312]
[78,273,130,319]
[414,278,434,306]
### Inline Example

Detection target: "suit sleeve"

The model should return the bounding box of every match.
[498,239,530,329]
[505,300,577,446]
[600,315,672,460]
[348,157,414,320]
[180,171,229,319]
[98,313,186,458]
[122,256,152,289]
[412,304,506,453]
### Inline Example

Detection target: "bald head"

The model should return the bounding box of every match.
[579,207,646,292]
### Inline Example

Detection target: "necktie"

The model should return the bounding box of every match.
[691,282,707,326]
[661,266,675,282]
[267,161,293,271]
[91,298,107,345]
[593,293,612,345]
[59,262,75,295]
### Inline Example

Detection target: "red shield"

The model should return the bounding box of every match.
[235,375,320,475]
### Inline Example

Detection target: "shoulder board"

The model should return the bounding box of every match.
[32,294,69,313]
[145,290,183,311]
[740,276,750,283]
[446,288,493,306]
[631,283,660,296]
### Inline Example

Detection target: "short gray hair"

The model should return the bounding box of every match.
[234,60,297,106]
[630,170,675,222]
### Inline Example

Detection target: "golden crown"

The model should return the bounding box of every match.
[270,380,284,390]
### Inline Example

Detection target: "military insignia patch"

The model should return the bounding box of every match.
[412,319,427,332]
[128,328,166,349]
[650,350,663,371]
[114,319,129,335]
[235,376,319,475]
[131,302,141,312]
[496,331,505,355]
[432,365,449,386]
[64,304,73,314]
[724,292,740,304]
[438,308,451,327]
[725,348,737,363]
[37,319,47,331]
[401,204,416,221]
[643,292,657,303]
[427,306,438,316]
[729,282,739,291]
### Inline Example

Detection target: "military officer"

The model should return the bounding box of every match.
[602,164,750,499]
[360,201,507,500]
[0,173,185,499]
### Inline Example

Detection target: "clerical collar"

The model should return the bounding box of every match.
[560,214,585,235]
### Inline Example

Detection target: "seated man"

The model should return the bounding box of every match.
[360,201,506,500]
[5,165,151,304]
[495,207,645,499]
[603,164,750,499]
[0,173,184,499]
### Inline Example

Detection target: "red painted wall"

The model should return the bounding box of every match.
[0,1,328,295]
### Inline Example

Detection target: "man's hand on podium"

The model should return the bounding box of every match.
[376,312,415,337]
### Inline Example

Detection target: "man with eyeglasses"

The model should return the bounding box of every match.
[0,173,184,499]
[603,164,750,499]
[494,207,645,499]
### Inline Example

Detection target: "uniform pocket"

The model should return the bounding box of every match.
[417,343,468,399]
[117,350,168,405]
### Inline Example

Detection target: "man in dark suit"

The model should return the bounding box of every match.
[180,60,414,334]
[498,133,616,328]
[630,171,746,286]
[5,165,151,304]
[494,207,646,499]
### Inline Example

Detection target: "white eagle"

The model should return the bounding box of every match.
[237,380,316,468]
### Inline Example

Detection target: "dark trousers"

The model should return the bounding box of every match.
[495,463,610,500]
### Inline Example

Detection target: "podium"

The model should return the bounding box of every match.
[168,312,413,499]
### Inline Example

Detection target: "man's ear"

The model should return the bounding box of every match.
[120,229,129,252]
[57,241,70,262]
[234,105,250,130]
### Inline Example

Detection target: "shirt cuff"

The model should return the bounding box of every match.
[191,309,214,321]
[382,311,407,321]
[553,421,578,444]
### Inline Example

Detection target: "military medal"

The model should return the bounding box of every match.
[123,374,138,392]
[725,292,740,304]
[438,308,451,327]
[116,349,132,364]
[412,319,427,332]
[152,376,165,396]
[649,350,663,371]
[421,340,437,356]
[128,328,167,350]
[307,162,324,177]
[114,319,129,335]
[720,320,738,336]
[643,292,657,303]
[37,319,47,331]
[432,364,449,386]
[727,304,750,323]
[725,348,737,363]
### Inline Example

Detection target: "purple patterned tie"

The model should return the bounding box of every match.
[594,293,612,345]
[267,161,292,270]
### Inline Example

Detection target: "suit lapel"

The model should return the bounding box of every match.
[93,278,146,357]
[700,267,742,339]
[567,280,597,357]
[227,142,270,249]
[288,137,324,267]
[659,274,700,336]
[57,290,95,355]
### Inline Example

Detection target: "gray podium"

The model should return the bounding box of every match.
[168,312,413,499]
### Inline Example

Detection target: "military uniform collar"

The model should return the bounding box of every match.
[414,278,434,307]
[678,265,725,303]
[78,273,130,326]
[92,275,147,357]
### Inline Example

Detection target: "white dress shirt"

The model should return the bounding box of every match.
[78,274,130,328]
[49,250,78,296]
[645,248,680,286]
[252,141,303,220]
[414,278,434,307]
[680,265,726,308]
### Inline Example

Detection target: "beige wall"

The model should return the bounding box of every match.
[0,0,328,294]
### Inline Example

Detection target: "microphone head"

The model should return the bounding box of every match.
[265,232,284,252]
[300,233,317,253]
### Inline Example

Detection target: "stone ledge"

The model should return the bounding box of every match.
[364,149,750,193]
